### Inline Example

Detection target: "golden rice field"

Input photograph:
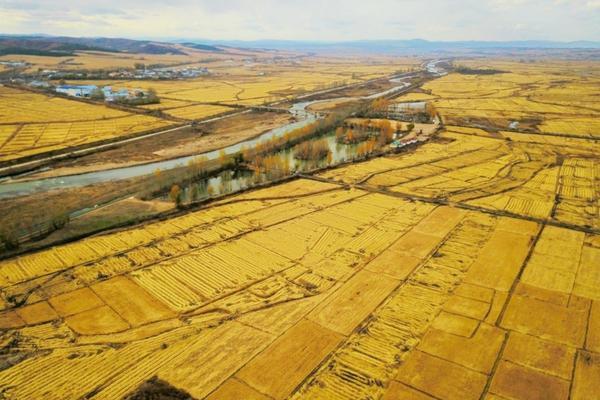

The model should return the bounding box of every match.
[99,73,356,107]
[323,127,600,229]
[0,86,172,162]
[0,122,598,398]
[210,55,419,82]
[0,58,598,398]
[0,86,128,123]
[396,59,600,137]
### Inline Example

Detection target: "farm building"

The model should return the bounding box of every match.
[102,86,130,102]
[388,101,427,113]
[55,84,97,97]
[388,101,430,122]
[28,80,50,88]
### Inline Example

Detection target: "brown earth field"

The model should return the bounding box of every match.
[306,98,361,113]
[32,197,175,249]
[0,177,154,251]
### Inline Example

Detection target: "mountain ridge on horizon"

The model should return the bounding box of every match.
[0,34,598,57]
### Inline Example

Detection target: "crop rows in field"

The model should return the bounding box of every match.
[1,60,599,399]
[0,115,171,161]
[0,86,128,124]
[320,129,599,229]
[0,179,445,398]
[0,86,173,161]
[399,60,600,137]
[0,143,599,398]
[292,211,498,399]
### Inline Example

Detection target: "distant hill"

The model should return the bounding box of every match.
[186,38,600,54]
[0,37,117,56]
[2,35,598,58]
[49,36,189,55]
[0,35,192,56]
[180,42,224,52]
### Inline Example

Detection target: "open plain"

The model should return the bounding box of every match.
[0,26,599,399]
[1,88,599,398]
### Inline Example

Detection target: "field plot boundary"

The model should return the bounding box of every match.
[303,173,600,236]
[0,181,355,303]
[0,138,598,399]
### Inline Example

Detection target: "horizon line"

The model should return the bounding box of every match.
[1,33,599,45]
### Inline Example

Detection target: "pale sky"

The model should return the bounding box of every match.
[1,0,599,42]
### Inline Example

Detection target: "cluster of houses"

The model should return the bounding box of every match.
[30,66,209,81]
[54,84,148,102]
[107,66,210,80]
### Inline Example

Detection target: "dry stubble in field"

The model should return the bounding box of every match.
[0,58,598,399]
[0,86,171,162]
[0,124,598,399]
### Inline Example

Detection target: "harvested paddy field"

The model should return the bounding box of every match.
[0,56,598,399]
[0,86,172,162]
[396,59,600,137]
[1,55,416,165]
[0,124,598,399]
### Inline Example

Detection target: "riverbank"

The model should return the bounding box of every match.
[10,111,296,182]
[0,66,432,198]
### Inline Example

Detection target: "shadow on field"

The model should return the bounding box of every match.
[124,376,196,400]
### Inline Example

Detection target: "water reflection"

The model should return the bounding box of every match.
[167,132,361,204]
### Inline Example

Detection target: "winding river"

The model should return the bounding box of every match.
[0,62,445,199]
